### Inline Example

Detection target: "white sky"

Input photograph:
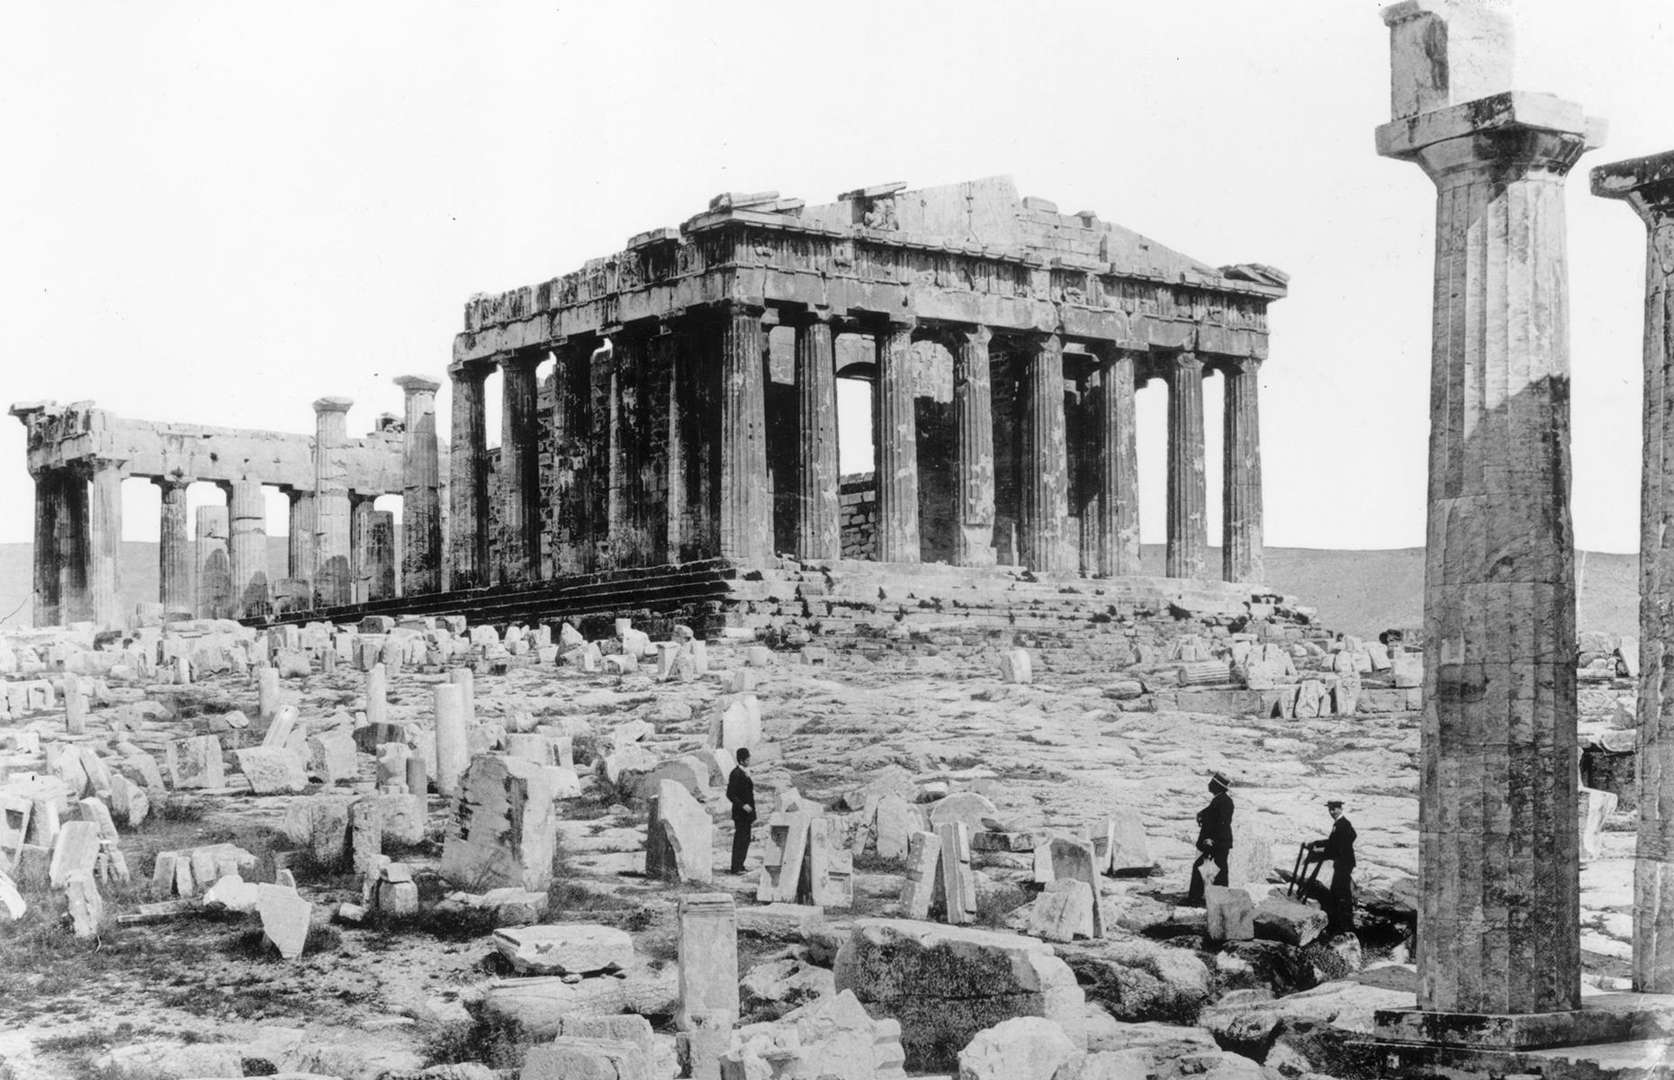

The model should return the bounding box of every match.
[1,1,1669,553]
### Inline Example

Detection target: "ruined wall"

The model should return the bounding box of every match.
[840,474,876,560]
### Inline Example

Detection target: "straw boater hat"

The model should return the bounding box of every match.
[1326,798,1345,809]
[1209,771,1231,791]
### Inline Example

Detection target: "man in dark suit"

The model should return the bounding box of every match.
[726,747,756,875]
[1186,770,1235,906]
[1308,798,1357,934]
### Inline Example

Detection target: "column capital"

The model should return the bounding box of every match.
[715,299,766,320]
[1165,350,1203,375]
[393,374,442,396]
[498,349,547,372]
[312,396,353,416]
[1377,92,1604,185]
[791,306,837,327]
[152,474,192,493]
[957,324,993,347]
[1592,150,1674,223]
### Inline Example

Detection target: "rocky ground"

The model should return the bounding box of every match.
[0,623,1644,1080]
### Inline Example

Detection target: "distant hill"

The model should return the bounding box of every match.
[0,540,1639,641]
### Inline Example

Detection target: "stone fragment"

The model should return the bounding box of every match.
[1043,833,1105,938]
[434,684,469,798]
[647,779,714,884]
[1390,651,1422,689]
[900,830,942,920]
[928,791,998,835]
[49,821,101,887]
[494,923,634,976]
[678,892,740,1030]
[350,797,383,877]
[64,870,103,939]
[1579,786,1618,861]
[1028,878,1095,943]
[957,1016,1076,1080]
[834,919,1084,1074]
[1103,809,1153,874]
[1252,894,1327,947]
[307,730,359,785]
[257,882,312,959]
[1205,885,1256,943]
[937,821,978,926]
[872,794,922,860]
[235,747,310,795]
[166,735,224,789]
[522,1037,649,1080]
[440,754,558,891]
[721,989,907,1080]
[1383,0,1513,120]
[202,873,260,913]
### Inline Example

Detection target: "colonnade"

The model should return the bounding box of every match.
[447,303,1264,586]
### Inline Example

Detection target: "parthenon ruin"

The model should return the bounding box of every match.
[12,177,1285,630]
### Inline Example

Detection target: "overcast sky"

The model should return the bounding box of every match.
[2,1,1670,554]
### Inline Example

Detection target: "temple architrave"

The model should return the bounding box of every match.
[449,176,1286,591]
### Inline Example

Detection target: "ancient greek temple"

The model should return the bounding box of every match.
[449,176,1286,589]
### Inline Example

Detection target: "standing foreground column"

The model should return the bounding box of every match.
[1093,346,1141,576]
[874,319,920,563]
[498,352,541,584]
[447,365,488,590]
[369,511,396,600]
[395,375,442,595]
[1378,88,1601,1016]
[717,303,770,563]
[227,480,268,618]
[953,326,997,567]
[56,467,91,624]
[1222,357,1265,583]
[350,495,376,604]
[287,489,315,586]
[31,472,61,627]
[1020,332,1070,573]
[794,311,840,562]
[1164,352,1206,579]
[1592,150,1674,993]
[87,463,122,628]
[156,477,192,616]
[312,397,353,607]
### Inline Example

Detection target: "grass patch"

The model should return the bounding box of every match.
[421,1014,530,1070]
[973,883,1031,928]
[851,851,906,873]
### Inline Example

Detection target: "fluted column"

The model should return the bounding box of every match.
[1593,149,1674,993]
[953,326,997,567]
[1094,346,1141,577]
[718,303,770,563]
[312,397,353,607]
[394,375,442,595]
[609,333,648,567]
[56,466,90,624]
[286,489,315,585]
[498,352,541,584]
[447,364,488,590]
[85,463,122,629]
[552,340,596,575]
[1019,332,1069,573]
[227,479,269,617]
[156,476,192,616]
[350,494,376,603]
[1379,90,1599,1015]
[32,472,61,626]
[368,510,397,600]
[874,319,919,563]
[1221,357,1264,583]
[1164,352,1206,579]
[794,310,840,561]
[195,505,230,619]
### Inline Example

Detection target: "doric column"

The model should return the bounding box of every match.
[369,510,396,600]
[874,318,919,563]
[794,310,840,562]
[1593,149,1674,993]
[156,476,193,616]
[32,472,61,626]
[1093,346,1141,577]
[447,364,488,590]
[953,326,997,567]
[609,332,648,567]
[56,466,90,624]
[85,464,122,629]
[552,340,595,575]
[312,396,353,607]
[287,489,315,584]
[718,303,770,563]
[498,352,541,584]
[195,505,230,619]
[1019,332,1070,573]
[350,494,376,603]
[394,375,442,596]
[1378,85,1600,1015]
[1221,357,1264,583]
[226,479,269,618]
[1164,352,1206,579]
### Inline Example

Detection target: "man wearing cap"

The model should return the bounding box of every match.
[1186,771,1235,906]
[1307,799,1357,934]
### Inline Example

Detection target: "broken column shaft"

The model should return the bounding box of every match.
[1379,89,1602,1014]
[312,397,353,607]
[394,375,442,596]
[1591,149,1674,993]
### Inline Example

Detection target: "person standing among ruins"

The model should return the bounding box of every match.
[726,747,756,875]
[1185,770,1235,906]
[1307,798,1357,935]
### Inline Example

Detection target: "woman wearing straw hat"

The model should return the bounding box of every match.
[1185,770,1235,906]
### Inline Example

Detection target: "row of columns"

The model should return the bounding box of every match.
[447,305,1264,585]
[28,374,445,627]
